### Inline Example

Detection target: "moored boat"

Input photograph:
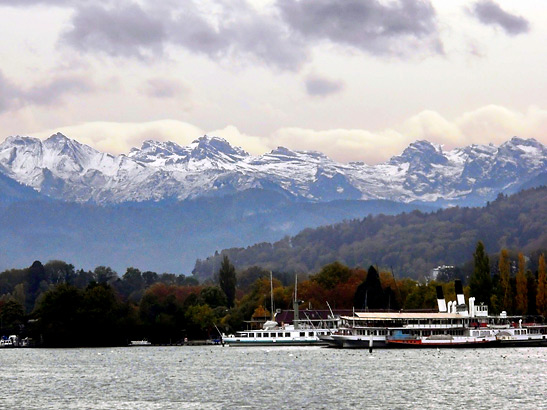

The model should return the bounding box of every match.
[223,274,339,346]
[129,339,152,346]
[325,281,547,349]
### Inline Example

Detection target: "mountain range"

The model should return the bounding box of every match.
[0,133,545,275]
[0,133,545,206]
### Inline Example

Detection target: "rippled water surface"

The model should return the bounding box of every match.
[1,346,546,409]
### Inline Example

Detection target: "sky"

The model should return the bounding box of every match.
[0,0,546,164]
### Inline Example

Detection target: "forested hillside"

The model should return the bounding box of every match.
[193,187,547,280]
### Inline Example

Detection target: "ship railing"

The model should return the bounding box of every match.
[402,323,463,329]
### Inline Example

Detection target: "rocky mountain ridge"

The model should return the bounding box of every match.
[0,133,545,205]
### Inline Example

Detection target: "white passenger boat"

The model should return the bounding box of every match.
[323,280,547,349]
[223,274,339,346]
[222,322,336,346]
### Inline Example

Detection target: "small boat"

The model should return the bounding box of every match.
[129,339,152,346]
[0,337,14,347]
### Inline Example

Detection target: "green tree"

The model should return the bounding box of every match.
[185,304,216,338]
[93,266,118,284]
[81,283,128,346]
[311,261,351,289]
[469,241,492,304]
[34,284,85,347]
[353,266,385,310]
[218,255,236,308]
[26,260,47,311]
[121,267,145,301]
[200,286,228,308]
[0,299,25,332]
[516,253,528,314]
[45,260,76,285]
[142,271,159,287]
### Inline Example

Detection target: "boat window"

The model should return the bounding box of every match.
[285,332,290,337]
[309,332,314,336]
[249,333,254,338]
[278,333,283,338]
[300,332,305,337]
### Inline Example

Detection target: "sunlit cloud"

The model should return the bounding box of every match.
[27,105,547,165]
[33,120,205,154]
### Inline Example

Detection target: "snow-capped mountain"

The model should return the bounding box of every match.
[0,133,545,205]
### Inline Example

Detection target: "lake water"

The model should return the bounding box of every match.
[1,346,546,409]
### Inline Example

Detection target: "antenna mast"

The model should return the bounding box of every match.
[293,274,299,329]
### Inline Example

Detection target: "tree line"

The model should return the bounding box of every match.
[0,244,545,347]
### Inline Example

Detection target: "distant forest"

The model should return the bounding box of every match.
[193,187,547,280]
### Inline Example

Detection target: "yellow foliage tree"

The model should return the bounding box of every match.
[252,305,270,320]
[499,249,511,311]
[515,253,527,314]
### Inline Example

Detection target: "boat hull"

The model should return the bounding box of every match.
[386,338,500,348]
[497,338,547,347]
[327,335,389,349]
[223,339,327,347]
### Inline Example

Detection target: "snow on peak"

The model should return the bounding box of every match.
[45,132,69,143]
[190,135,249,159]
[0,134,544,205]
[390,139,446,166]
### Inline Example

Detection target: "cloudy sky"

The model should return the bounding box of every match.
[0,0,546,163]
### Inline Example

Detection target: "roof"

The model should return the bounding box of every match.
[342,312,466,320]
[275,309,352,323]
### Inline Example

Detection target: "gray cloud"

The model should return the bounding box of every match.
[53,0,443,70]
[470,1,529,36]
[61,0,307,70]
[277,0,444,57]
[144,78,188,99]
[0,71,93,113]
[62,2,166,59]
[305,75,344,97]
[0,0,91,6]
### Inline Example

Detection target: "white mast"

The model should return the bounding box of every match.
[293,274,299,329]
